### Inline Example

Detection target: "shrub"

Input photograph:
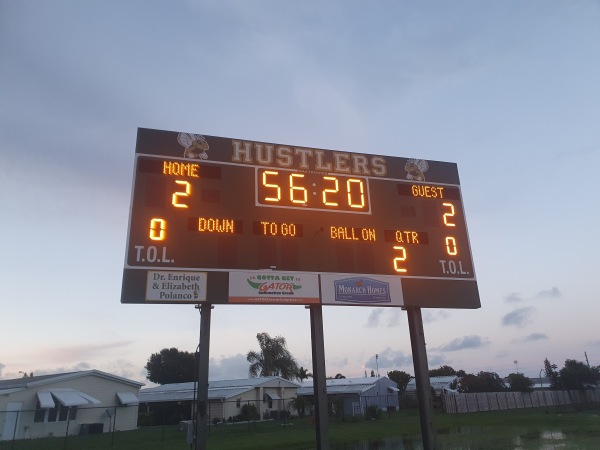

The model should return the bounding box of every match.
[365,404,381,420]
[240,403,260,421]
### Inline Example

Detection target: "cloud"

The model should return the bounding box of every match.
[428,354,447,367]
[504,287,561,303]
[208,354,250,380]
[387,310,402,327]
[437,335,490,352]
[504,292,523,303]
[366,309,412,328]
[534,287,561,299]
[37,341,134,362]
[513,333,548,343]
[366,309,385,327]
[502,307,535,328]
[365,348,412,370]
[423,310,451,323]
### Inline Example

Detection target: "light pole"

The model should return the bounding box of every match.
[376,354,379,377]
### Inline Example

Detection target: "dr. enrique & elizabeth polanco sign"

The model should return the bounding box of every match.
[121,128,480,308]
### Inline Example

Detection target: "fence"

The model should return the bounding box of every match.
[0,393,397,449]
[442,388,600,414]
[140,392,398,426]
[0,403,145,450]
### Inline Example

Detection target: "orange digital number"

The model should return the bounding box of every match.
[149,218,166,241]
[262,170,281,202]
[347,179,365,209]
[442,202,456,227]
[289,173,307,204]
[393,245,408,273]
[322,176,339,206]
[445,237,458,255]
[172,180,191,208]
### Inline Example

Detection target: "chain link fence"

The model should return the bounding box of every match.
[0,394,401,448]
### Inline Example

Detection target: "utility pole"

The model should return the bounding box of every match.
[585,352,590,368]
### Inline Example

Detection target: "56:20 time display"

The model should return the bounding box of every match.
[256,169,370,212]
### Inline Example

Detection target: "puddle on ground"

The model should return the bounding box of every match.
[330,429,576,450]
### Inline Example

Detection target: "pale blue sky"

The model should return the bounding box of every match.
[1,0,599,383]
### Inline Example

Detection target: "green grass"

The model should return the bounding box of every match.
[2,406,600,449]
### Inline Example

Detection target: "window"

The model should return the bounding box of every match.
[59,406,69,422]
[34,405,46,423]
[48,407,58,422]
[236,398,241,408]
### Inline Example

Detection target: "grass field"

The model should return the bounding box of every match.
[2,405,599,449]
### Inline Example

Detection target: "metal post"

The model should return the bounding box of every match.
[111,406,117,446]
[195,303,212,450]
[406,306,437,450]
[309,304,330,450]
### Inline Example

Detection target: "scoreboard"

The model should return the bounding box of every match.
[121,128,479,308]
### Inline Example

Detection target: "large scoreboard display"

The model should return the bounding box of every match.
[121,128,479,308]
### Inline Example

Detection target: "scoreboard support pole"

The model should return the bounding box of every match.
[309,304,331,450]
[406,307,438,450]
[195,303,212,450]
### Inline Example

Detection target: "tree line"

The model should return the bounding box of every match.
[389,359,600,394]
[144,334,599,394]
[145,332,310,385]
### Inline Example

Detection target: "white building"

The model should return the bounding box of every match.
[406,375,459,396]
[139,376,300,423]
[297,377,400,416]
[0,370,142,441]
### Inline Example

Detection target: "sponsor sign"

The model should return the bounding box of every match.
[146,271,207,302]
[229,271,320,304]
[320,274,403,307]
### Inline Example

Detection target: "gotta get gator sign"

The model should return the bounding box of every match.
[229,272,320,304]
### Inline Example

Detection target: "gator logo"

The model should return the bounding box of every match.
[246,278,302,295]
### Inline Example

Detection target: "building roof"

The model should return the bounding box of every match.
[0,369,143,396]
[297,377,397,396]
[0,370,143,408]
[406,376,458,392]
[139,376,300,403]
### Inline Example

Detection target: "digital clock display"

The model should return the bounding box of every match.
[256,169,371,213]
[122,128,480,308]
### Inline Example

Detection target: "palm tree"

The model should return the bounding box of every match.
[296,366,312,381]
[288,396,311,417]
[246,332,299,380]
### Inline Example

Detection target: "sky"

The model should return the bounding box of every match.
[1,0,599,386]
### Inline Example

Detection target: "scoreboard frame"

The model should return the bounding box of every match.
[121,128,480,308]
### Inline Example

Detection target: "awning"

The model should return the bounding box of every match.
[50,389,101,407]
[388,387,400,393]
[266,392,281,400]
[37,391,56,408]
[117,391,139,405]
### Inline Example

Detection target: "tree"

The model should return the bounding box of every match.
[327,373,346,379]
[506,372,534,393]
[459,371,505,393]
[559,359,600,390]
[145,347,196,384]
[387,370,412,394]
[544,358,561,390]
[429,365,457,377]
[246,332,299,379]
[288,396,311,417]
[295,366,312,381]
